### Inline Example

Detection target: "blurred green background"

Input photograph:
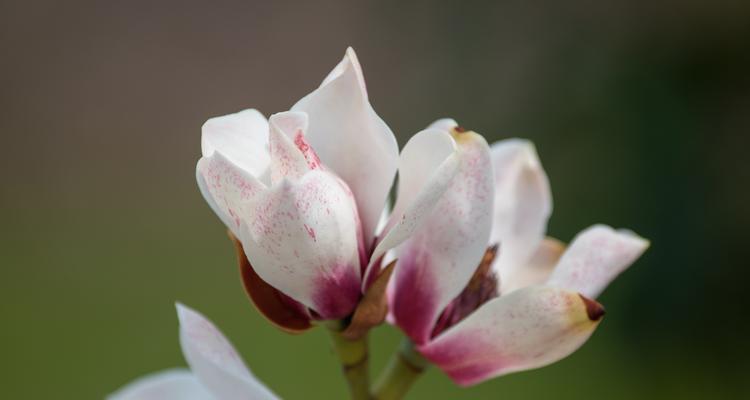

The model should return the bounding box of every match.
[2,0,749,398]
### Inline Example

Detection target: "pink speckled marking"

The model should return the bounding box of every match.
[303,224,317,242]
[200,155,263,230]
[311,263,361,319]
[205,159,258,202]
[391,249,439,345]
[294,131,322,170]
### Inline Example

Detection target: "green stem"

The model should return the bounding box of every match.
[372,338,429,400]
[327,324,370,400]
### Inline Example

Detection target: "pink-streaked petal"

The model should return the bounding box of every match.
[489,139,552,283]
[267,111,318,183]
[419,286,604,386]
[238,170,362,319]
[291,47,399,249]
[501,237,565,294]
[108,369,213,400]
[177,304,278,400]
[201,109,270,180]
[362,128,460,289]
[391,130,494,345]
[546,225,650,298]
[196,152,266,237]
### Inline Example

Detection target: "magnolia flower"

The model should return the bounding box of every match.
[109,304,276,400]
[196,48,460,331]
[387,119,650,386]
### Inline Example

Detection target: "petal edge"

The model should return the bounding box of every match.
[546,225,649,298]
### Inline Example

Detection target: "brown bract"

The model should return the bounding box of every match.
[340,260,397,340]
[230,231,313,333]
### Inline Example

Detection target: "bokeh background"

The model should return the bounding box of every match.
[2,0,749,398]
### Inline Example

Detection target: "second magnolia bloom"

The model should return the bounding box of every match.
[388,119,649,386]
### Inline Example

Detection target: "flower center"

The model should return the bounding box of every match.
[431,244,500,338]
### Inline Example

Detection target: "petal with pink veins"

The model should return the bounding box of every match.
[177,304,278,400]
[292,47,399,249]
[267,111,319,183]
[489,139,552,284]
[391,128,494,345]
[196,152,266,237]
[546,225,650,298]
[419,286,604,386]
[237,170,362,319]
[108,369,213,400]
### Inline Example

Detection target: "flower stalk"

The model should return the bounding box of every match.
[372,338,429,400]
[327,322,371,400]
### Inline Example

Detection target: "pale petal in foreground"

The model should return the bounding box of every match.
[177,304,278,400]
[108,369,213,400]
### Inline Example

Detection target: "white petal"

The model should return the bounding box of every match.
[500,237,565,294]
[201,109,270,180]
[546,225,650,298]
[108,369,213,400]
[390,130,495,344]
[238,170,362,319]
[362,128,459,288]
[196,152,266,237]
[489,139,552,283]
[291,47,399,248]
[419,286,603,386]
[177,304,278,400]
